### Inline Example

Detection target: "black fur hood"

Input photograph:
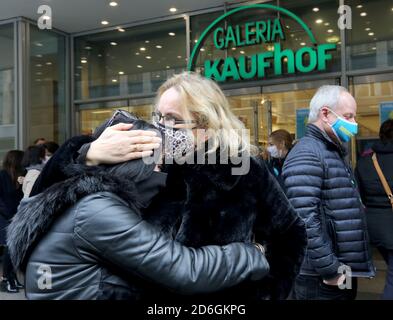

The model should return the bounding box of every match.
[7,136,143,271]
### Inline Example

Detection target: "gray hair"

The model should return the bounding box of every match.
[308,85,348,123]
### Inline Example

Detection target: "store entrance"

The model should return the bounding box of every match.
[225,78,339,151]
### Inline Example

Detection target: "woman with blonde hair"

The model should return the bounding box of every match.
[31,72,306,301]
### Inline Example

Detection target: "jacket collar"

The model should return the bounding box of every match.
[305,124,348,157]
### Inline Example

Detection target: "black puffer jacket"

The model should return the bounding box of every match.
[6,136,270,300]
[30,137,307,300]
[282,124,375,280]
[355,141,393,250]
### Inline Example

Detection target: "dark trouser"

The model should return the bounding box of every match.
[2,246,17,282]
[377,247,393,300]
[292,274,358,300]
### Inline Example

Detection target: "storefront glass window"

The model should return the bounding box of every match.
[29,25,67,145]
[74,19,186,100]
[78,102,154,135]
[350,78,393,162]
[0,23,16,162]
[347,0,393,70]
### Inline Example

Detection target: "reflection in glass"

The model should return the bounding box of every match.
[29,25,67,145]
[347,0,393,70]
[74,19,186,100]
[0,23,16,162]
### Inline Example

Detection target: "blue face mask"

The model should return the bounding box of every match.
[327,108,358,143]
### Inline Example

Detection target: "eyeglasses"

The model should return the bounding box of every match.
[152,111,196,127]
[107,109,138,127]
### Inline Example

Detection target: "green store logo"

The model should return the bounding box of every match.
[187,4,337,82]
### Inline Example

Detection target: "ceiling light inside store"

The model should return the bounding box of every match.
[140,47,146,51]
[324,22,330,26]
[118,71,124,75]
[368,32,374,36]
[110,42,117,46]
[168,32,176,36]
[98,54,103,57]
[166,66,170,69]
[36,64,42,67]
[101,20,109,25]
[46,62,52,65]
[372,47,377,50]
[316,19,323,24]
[327,36,339,43]
[360,12,367,17]
[145,40,150,43]
[135,52,140,55]
[35,42,43,47]
[112,79,117,82]
[177,55,182,59]
[169,7,177,12]
[118,28,125,32]
[200,48,205,52]
[232,47,236,50]
[313,7,319,12]
[156,45,162,48]
[357,5,363,9]
[365,27,371,31]
[300,42,306,46]
[146,56,152,59]
[36,72,42,75]
[84,46,92,50]
[81,59,87,63]
[240,50,245,54]
[137,65,143,68]
[36,54,43,58]
[194,39,198,43]
[109,2,118,7]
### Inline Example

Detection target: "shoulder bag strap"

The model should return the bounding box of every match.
[372,153,393,210]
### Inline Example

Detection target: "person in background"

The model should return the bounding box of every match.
[43,141,59,163]
[265,129,293,188]
[355,119,393,300]
[0,150,25,293]
[34,138,46,146]
[282,85,375,300]
[21,145,45,198]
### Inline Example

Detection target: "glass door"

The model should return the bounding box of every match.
[226,79,338,151]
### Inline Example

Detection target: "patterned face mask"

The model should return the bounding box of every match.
[153,121,195,161]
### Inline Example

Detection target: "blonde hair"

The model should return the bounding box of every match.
[156,72,257,157]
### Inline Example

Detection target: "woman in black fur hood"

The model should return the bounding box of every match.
[6,113,270,300]
[24,72,307,300]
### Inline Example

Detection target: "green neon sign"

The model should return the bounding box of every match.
[187,4,337,82]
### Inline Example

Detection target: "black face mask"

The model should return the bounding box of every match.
[153,121,195,162]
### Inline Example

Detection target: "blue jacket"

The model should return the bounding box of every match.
[282,124,375,279]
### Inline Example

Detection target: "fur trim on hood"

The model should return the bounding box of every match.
[7,136,141,271]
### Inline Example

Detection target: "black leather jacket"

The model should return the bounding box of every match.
[7,165,269,300]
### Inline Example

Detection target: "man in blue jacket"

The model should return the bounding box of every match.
[282,85,375,300]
